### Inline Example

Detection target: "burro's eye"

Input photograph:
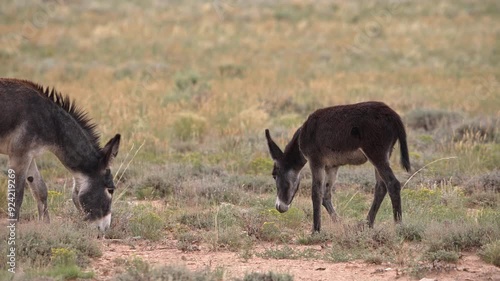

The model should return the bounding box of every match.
[107,187,114,195]
[272,165,279,180]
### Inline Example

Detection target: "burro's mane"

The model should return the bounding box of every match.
[5,78,101,148]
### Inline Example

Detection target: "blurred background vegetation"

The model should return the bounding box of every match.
[0,0,499,279]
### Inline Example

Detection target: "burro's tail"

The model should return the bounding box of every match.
[395,115,411,172]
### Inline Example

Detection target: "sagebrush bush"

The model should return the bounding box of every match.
[235,272,293,281]
[424,221,489,253]
[174,70,200,91]
[405,109,462,131]
[479,240,500,267]
[424,249,460,263]
[115,258,222,281]
[218,63,245,78]
[397,223,424,242]
[172,112,207,142]
[0,221,100,270]
[106,203,165,241]
[128,205,166,241]
[453,119,498,143]
[465,170,500,194]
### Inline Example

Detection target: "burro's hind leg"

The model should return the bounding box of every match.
[363,148,402,226]
[366,169,388,227]
[323,166,340,223]
[377,164,402,223]
[26,159,50,222]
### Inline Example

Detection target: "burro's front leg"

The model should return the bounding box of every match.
[310,164,326,233]
[8,156,31,221]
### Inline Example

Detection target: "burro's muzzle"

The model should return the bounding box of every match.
[275,198,290,213]
[95,213,111,232]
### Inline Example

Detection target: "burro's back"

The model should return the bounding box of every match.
[0,78,121,231]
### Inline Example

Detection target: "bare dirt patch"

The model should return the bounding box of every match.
[92,239,500,281]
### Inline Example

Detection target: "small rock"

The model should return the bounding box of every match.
[419,278,437,281]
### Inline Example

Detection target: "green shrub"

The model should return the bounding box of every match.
[213,226,251,252]
[44,264,94,280]
[258,245,298,260]
[129,205,166,241]
[176,232,202,252]
[116,258,222,281]
[465,170,500,194]
[179,211,214,230]
[248,156,273,175]
[424,221,488,252]
[454,119,498,143]
[467,191,499,208]
[479,240,500,266]
[424,250,460,263]
[297,231,332,245]
[172,112,207,142]
[405,109,462,131]
[218,64,245,78]
[174,71,199,91]
[236,271,294,281]
[397,223,424,242]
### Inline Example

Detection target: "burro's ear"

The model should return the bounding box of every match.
[265,129,284,161]
[100,134,121,168]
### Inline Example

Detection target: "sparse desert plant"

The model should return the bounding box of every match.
[258,245,298,260]
[296,231,333,245]
[1,0,500,279]
[465,170,500,194]
[397,223,424,242]
[211,225,251,252]
[128,205,166,241]
[178,211,215,230]
[172,112,207,142]
[248,156,274,175]
[0,221,100,273]
[467,191,499,208]
[424,249,460,263]
[405,109,462,131]
[218,63,245,78]
[176,232,202,252]
[106,203,165,241]
[453,119,498,143]
[479,240,500,267]
[174,70,200,91]
[424,221,489,253]
[115,258,222,281]
[235,271,294,281]
[323,223,399,263]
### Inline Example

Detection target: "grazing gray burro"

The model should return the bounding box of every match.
[265,101,410,232]
[0,78,120,231]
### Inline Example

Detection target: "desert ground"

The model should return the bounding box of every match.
[0,0,499,280]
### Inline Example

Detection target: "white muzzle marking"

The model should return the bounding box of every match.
[95,213,111,231]
[275,197,290,212]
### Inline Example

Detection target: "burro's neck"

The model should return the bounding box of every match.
[47,108,101,174]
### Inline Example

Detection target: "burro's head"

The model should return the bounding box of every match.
[265,129,303,213]
[74,134,121,231]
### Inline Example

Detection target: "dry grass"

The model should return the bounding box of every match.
[0,0,499,278]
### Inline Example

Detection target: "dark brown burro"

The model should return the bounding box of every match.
[265,101,410,232]
[0,78,120,231]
